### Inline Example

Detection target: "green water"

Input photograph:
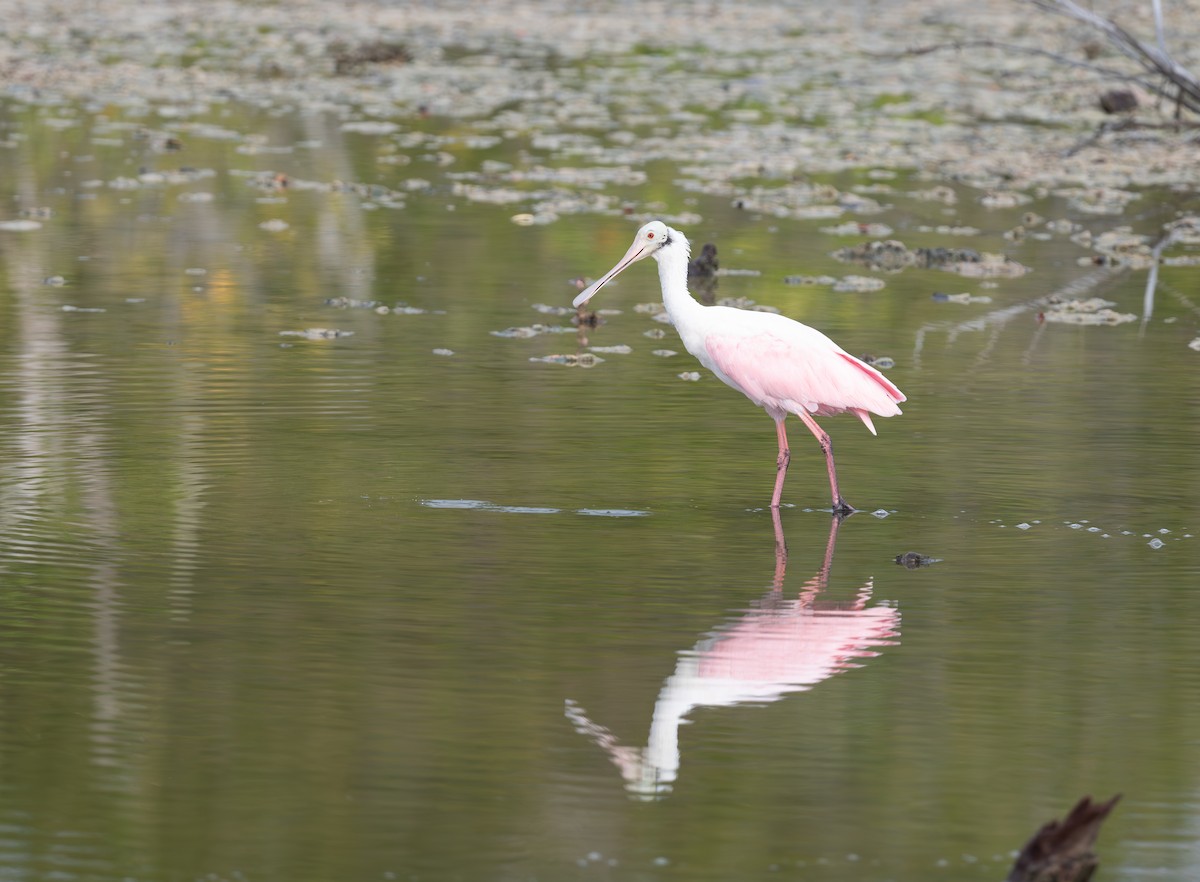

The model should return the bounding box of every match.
[1,98,1199,882]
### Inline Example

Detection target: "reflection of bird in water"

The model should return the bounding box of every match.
[687,242,720,304]
[565,511,900,799]
[573,222,905,514]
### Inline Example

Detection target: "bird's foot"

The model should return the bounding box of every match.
[831,499,857,519]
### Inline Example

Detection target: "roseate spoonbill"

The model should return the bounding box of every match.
[565,510,900,798]
[573,221,905,515]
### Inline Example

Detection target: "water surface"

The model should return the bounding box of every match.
[1,97,1199,882]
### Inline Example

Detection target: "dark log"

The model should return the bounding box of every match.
[1006,794,1121,882]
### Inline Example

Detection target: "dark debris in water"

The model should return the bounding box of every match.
[329,40,412,76]
[832,239,1029,277]
[688,242,719,303]
[895,551,942,569]
[492,324,576,338]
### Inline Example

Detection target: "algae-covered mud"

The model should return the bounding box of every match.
[4,0,1200,195]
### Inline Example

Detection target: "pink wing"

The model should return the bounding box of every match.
[705,330,904,432]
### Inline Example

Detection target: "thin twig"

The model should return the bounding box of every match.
[887,4,1200,120]
[1152,0,1167,56]
[875,39,1177,107]
[1061,118,1133,157]
[1028,0,1200,115]
[1061,115,1200,157]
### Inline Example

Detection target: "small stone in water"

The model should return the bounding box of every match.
[820,221,894,237]
[259,219,289,232]
[832,274,886,292]
[1016,522,1031,530]
[492,324,571,338]
[279,328,354,339]
[651,349,677,357]
[589,345,631,354]
[932,291,992,304]
[531,303,574,316]
[432,348,454,356]
[43,275,66,286]
[529,353,604,367]
[782,275,823,287]
[1148,538,1164,549]
[678,371,701,381]
[325,297,380,309]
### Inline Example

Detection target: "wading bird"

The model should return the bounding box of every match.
[573,221,905,514]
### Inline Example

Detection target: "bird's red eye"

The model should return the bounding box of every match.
[647,232,654,239]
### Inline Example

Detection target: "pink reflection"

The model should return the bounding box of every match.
[566,511,900,798]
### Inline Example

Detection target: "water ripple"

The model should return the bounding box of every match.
[420,498,649,517]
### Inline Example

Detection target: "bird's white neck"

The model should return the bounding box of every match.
[654,229,702,324]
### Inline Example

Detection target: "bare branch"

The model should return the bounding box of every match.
[1027,0,1200,115]
[876,38,1194,113]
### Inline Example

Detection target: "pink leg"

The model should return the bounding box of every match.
[770,417,790,509]
[794,410,855,516]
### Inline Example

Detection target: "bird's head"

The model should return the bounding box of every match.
[573,221,688,308]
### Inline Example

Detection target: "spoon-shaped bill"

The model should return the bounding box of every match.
[573,240,651,308]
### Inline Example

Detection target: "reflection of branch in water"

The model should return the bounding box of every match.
[1140,226,1186,329]
[2,248,131,782]
[565,511,899,799]
[911,268,1123,370]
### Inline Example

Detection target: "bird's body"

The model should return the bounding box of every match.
[574,221,905,514]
